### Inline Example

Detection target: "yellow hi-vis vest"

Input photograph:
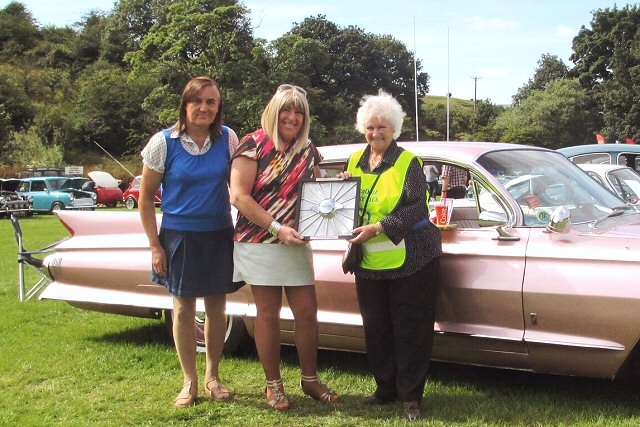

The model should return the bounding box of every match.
[347,149,420,270]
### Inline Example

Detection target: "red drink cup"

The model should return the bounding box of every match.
[435,204,449,225]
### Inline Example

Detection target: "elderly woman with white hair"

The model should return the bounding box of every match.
[339,89,442,421]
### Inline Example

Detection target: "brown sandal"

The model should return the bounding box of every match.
[174,381,197,408]
[205,377,231,401]
[301,374,340,403]
[265,378,290,411]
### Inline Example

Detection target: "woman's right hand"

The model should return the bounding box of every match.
[337,171,352,180]
[277,225,306,246]
[150,244,168,277]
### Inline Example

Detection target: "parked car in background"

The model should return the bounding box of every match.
[80,171,123,208]
[20,167,66,178]
[578,163,640,205]
[122,175,161,209]
[17,177,97,213]
[559,143,640,174]
[0,178,33,217]
[19,141,640,381]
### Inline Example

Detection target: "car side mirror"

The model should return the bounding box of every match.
[545,206,571,234]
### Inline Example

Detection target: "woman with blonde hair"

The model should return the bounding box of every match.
[230,84,339,410]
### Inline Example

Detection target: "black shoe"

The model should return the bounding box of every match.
[363,395,394,405]
[402,401,421,421]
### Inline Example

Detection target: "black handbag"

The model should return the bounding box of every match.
[341,242,363,274]
[341,171,381,274]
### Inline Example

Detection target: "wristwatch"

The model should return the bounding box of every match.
[374,222,383,236]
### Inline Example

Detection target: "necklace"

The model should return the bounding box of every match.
[369,154,383,170]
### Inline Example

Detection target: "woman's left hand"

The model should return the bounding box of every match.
[348,223,378,244]
[337,171,352,180]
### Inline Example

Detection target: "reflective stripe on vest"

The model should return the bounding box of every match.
[346,149,418,270]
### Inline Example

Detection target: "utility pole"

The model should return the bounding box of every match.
[413,17,418,141]
[446,27,450,142]
[471,76,481,111]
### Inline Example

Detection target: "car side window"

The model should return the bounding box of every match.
[571,153,612,165]
[470,179,510,228]
[31,181,46,192]
[426,163,499,229]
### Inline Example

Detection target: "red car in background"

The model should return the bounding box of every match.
[81,171,123,208]
[122,175,162,209]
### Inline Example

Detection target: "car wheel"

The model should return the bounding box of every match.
[164,310,250,354]
[125,196,137,209]
[50,202,64,212]
[106,201,117,208]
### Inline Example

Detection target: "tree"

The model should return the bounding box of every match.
[0,2,40,61]
[70,11,108,75]
[101,0,172,65]
[127,0,254,85]
[72,61,157,157]
[4,127,63,167]
[22,67,77,148]
[493,79,598,148]
[287,15,429,142]
[512,54,569,106]
[0,63,36,135]
[27,26,77,69]
[571,5,640,142]
[266,34,333,142]
[469,100,506,142]
[126,0,259,133]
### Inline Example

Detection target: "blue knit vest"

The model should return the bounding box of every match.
[160,127,232,231]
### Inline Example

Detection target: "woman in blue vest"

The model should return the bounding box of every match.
[339,90,442,421]
[139,77,243,407]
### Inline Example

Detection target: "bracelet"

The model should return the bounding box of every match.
[374,222,383,236]
[268,220,282,236]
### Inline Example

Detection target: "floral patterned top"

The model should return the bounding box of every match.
[232,128,321,243]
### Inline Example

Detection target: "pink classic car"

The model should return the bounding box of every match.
[20,141,640,380]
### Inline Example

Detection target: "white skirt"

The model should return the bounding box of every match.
[233,241,315,286]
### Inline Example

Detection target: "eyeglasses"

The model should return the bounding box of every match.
[277,84,307,96]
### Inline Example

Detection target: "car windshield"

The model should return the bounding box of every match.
[477,149,630,225]
[48,178,70,191]
[604,168,640,204]
[60,178,87,190]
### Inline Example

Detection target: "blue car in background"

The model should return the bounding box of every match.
[558,144,640,174]
[18,177,97,213]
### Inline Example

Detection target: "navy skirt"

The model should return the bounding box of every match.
[152,227,243,297]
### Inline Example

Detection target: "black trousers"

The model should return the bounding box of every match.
[427,180,439,199]
[446,186,466,199]
[355,258,440,403]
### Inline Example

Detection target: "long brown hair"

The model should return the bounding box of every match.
[173,76,224,137]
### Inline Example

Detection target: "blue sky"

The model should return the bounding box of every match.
[1,0,628,105]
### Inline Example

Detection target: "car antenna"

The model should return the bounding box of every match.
[93,141,137,180]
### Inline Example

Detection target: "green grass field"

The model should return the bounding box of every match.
[1,212,640,426]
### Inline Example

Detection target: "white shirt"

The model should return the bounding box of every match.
[142,127,239,173]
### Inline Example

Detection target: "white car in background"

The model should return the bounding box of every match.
[579,163,640,205]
